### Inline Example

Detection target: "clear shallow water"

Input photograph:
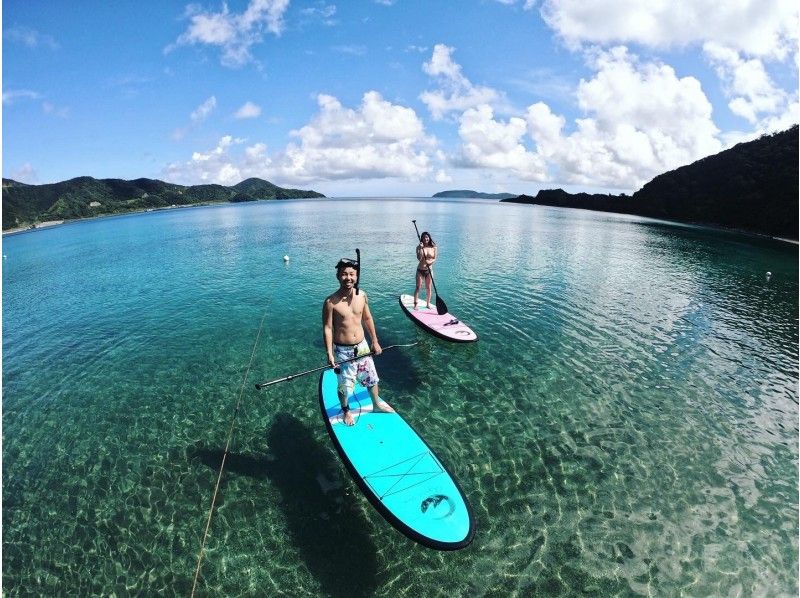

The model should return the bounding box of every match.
[2,198,797,596]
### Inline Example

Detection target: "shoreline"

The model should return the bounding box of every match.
[1,201,231,237]
[507,201,799,246]
[2,220,64,235]
[3,198,798,246]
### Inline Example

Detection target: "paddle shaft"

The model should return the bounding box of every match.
[412,220,447,314]
[355,248,360,295]
[254,342,416,389]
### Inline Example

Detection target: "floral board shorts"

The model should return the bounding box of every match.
[334,338,379,396]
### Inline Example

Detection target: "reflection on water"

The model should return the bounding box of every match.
[2,198,797,595]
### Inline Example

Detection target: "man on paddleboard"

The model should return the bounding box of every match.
[323,257,394,426]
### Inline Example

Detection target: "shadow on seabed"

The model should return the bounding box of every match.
[189,412,379,597]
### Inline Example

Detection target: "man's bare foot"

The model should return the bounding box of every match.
[342,409,355,426]
[373,398,395,413]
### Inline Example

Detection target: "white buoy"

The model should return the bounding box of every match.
[766,271,772,280]
[283,255,290,262]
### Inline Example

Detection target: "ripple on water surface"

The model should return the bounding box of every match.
[2,200,797,595]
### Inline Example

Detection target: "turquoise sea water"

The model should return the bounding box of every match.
[2,198,797,596]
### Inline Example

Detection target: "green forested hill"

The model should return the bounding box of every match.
[2,176,325,230]
[504,126,799,239]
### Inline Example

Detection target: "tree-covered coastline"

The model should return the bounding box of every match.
[503,126,799,240]
[2,177,325,231]
[5,126,797,238]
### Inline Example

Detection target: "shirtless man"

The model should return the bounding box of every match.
[323,257,394,426]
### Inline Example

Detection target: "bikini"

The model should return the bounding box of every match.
[417,247,434,276]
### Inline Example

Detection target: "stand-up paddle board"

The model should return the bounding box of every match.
[398,294,478,342]
[319,369,475,550]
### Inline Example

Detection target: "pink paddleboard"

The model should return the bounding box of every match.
[398,294,478,343]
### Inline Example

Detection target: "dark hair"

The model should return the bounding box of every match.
[335,258,359,274]
[420,231,435,246]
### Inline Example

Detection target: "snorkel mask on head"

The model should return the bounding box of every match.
[335,248,361,294]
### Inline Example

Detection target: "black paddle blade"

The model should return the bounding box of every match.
[435,294,448,315]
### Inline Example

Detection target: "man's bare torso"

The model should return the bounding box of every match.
[326,289,366,344]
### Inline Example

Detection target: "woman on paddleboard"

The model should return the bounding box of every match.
[323,256,395,426]
[414,232,437,309]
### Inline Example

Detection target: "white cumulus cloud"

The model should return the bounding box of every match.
[169,0,290,67]
[526,47,722,188]
[420,44,500,120]
[234,101,263,119]
[457,104,548,181]
[42,101,70,118]
[300,3,337,19]
[164,135,252,184]
[704,42,794,129]
[173,96,219,140]
[271,91,435,182]
[2,89,43,105]
[441,45,723,189]
[528,0,798,146]
[191,96,217,122]
[163,92,438,186]
[5,26,59,49]
[435,169,452,183]
[539,0,799,59]
[9,163,39,184]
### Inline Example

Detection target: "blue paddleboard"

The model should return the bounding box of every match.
[318,369,475,550]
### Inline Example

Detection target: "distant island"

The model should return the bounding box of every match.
[433,190,517,199]
[2,176,325,231]
[503,125,798,240]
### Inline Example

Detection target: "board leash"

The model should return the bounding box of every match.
[190,310,269,597]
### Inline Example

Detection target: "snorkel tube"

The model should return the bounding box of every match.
[355,248,360,295]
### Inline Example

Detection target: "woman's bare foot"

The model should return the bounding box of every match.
[373,398,395,413]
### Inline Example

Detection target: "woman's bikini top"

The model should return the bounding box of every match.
[418,246,436,261]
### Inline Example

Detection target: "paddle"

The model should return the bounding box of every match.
[355,248,360,294]
[412,220,448,315]
[254,342,418,389]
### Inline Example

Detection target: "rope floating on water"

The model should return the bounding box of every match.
[190,335,417,595]
[190,311,268,597]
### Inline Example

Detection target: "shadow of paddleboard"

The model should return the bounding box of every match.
[189,413,379,597]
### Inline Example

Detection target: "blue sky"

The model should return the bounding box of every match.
[3,0,798,196]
